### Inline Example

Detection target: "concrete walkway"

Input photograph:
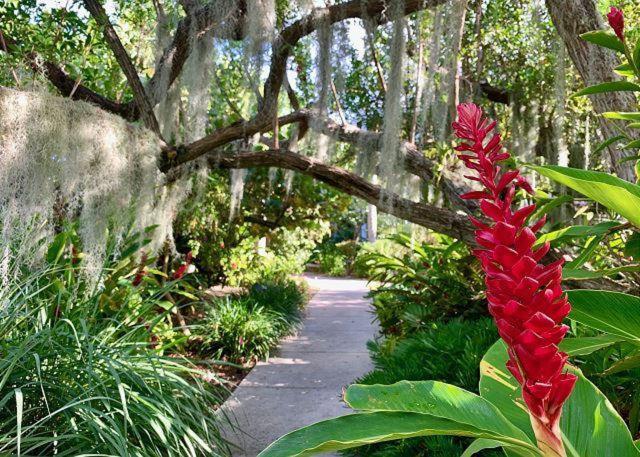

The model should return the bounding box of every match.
[220,275,377,456]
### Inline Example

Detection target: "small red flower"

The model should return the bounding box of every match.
[607,7,625,41]
[173,251,193,280]
[453,103,577,455]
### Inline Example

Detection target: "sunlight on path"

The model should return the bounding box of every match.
[220,275,378,456]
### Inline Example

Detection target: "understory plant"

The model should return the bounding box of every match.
[343,319,499,457]
[359,233,485,335]
[0,231,230,456]
[258,105,640,457]
[195,279,305,363]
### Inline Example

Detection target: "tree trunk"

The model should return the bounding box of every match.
[546,0,637,182]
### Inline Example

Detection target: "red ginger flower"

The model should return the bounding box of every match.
[607,7,625,42]
[453,103,577,456]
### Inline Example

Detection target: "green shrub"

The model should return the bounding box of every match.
[312,242,348,276]
[343,318,499,457]
[200,297,285,363]
[0,262,229,456]
[357,318,498,389]
[197,279,306,363]
[360,233,486,336]
[249,278,308,317]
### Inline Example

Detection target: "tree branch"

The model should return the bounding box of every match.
[202,149,477,244]
[83,0,161,135]
[0,30,138,119]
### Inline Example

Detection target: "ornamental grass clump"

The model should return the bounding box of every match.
[452,103,577,456]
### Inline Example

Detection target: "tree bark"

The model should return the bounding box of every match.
[546,0,637,181]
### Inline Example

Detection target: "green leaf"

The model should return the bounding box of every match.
[565,235,602,270]
[623,139,640,150]
[593,135,626,155]
[480,340,640,457]
[567,290,640,342]
[603,112,640,121]
[257,412,533,457]
[634,40,640,72]
[625,232,640,260]
[479,341,535,441]
[580,31,626,53]
[574,81,640,97]
[532,194,573,221]
[462,438,515,457]
[560,334,625,356]
[529,165,640,227]
[46,232,67,265]
[535,221,619,247]
[619,154,640,163]
[614,63,635,78]
[603,351,640,375]
[345,381,533,446]
[563,265,640,280]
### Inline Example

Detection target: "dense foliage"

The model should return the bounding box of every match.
[194,279,306,363]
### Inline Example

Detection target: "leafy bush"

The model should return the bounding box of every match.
[360,234,485,335]
[342,319,499,457]
[196,279,306,363]
[0,247,229,456]
[175,171,335,286]
[311,242,348,276]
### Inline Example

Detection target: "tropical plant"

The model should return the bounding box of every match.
[0,230,230,456]
[343,318,499,457]
[359,233,485,335]
[577,7,640,161]
[257,105,640,457]
[195,279,305,363]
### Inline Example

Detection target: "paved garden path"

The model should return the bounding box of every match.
[220,275,377,456]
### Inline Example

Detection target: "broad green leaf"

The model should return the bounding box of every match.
[574,81,640,97]
[567,290,640,342]
[529,165,640,227]
[479,341,535,441]
[560,334,625,356]
[480,340,640,457]
[603,112,640,121]
[345,381,533,446]
[563,265,640,280]
[535,221,619,247]
[580,31,625,53]
[603,351,640,375]
[257,412,534,457]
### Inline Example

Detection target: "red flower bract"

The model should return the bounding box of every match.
[173,251,193,280]
[453,103,577,455]
[607,6,625,41]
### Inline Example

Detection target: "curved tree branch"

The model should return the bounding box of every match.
[83,0,161,135]
[0,30,138,119]
[202,148,477,244]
